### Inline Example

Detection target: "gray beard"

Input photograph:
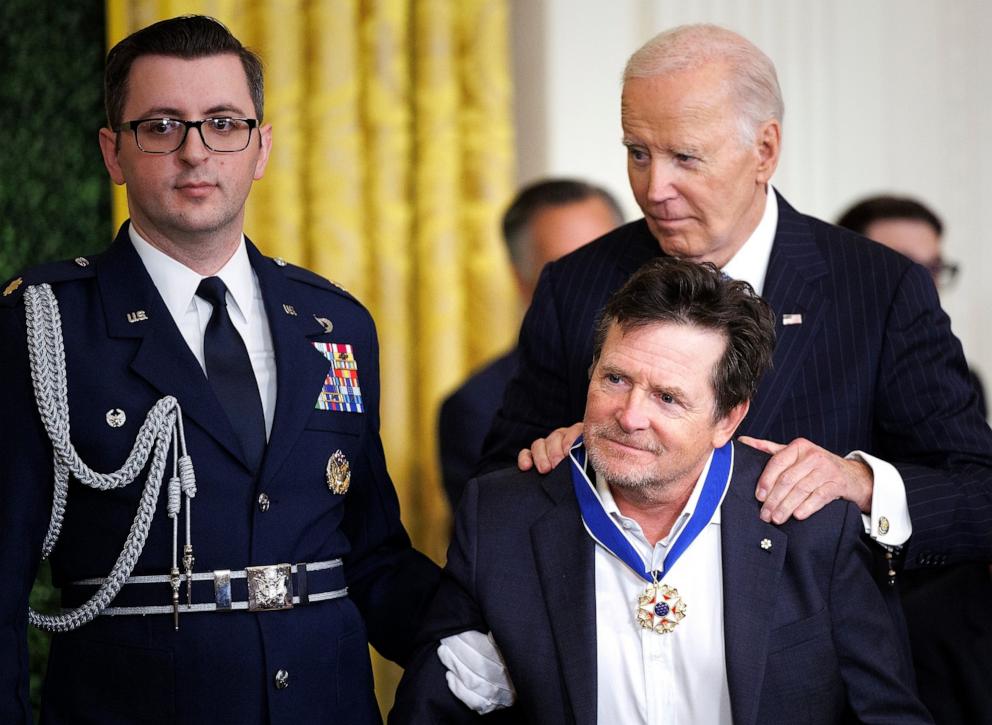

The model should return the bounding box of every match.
[587,445,663,491]
[583,422,703,507]
[584,422,669,495]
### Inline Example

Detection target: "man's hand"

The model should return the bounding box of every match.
[517,422,583,473]
[738,436,874,523]
[438,630,515,714]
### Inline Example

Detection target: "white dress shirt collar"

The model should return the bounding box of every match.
[720,185,779,295]
[128,225,277,438]
[594,449,722,551]
[129,225,255,322]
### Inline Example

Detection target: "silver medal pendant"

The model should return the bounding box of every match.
[636,580,687,634]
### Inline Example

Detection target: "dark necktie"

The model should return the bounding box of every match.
[196,276,266,471]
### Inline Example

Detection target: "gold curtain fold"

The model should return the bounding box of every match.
[107,0,516,712]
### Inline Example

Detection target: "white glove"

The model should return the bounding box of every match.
[438,630,516,714]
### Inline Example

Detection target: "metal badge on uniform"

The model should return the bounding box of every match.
[782,313,803,326]
[3,278,23,296]
[312,342,364,413]
[105,408,126,428]
[127,310,148,324]
[314,316,333,334]
[326,450,351,494]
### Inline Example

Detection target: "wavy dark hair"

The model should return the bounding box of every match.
[591,257,776,419]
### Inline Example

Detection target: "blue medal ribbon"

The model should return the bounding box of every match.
[569,436,734,583]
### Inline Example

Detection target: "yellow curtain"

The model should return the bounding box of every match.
[107,0,517,711]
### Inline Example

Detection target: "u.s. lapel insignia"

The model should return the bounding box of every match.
[126,310,148,323]
[326,450,351,494]
[314,316,333,334]
[105,408,126,428]
[3,278,23,296]
[312,342,364,413]
[283,303,297,316]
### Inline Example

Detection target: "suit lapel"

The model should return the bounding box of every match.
[97,226,247,467]
[720,451,787,725]
[741,193,830,439]
[617,219,666,275]
[530,467,598,725]
[248,242,332,487]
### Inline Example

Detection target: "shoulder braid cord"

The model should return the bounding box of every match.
[23,283,197,632]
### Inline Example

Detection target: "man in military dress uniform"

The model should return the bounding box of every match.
[0,15,438,724]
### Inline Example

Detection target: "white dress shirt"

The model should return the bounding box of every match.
[593,451,733,725]
[721,188,911,547]
[129,227,277,437]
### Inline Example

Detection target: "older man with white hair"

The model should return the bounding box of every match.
[432,23,991,722]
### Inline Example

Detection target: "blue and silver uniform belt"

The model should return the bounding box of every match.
[63,559,347,615]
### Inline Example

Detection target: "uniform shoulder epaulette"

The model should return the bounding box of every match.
[270,256,362,307]
[1,255,99,308]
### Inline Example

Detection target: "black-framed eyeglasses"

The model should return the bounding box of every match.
[926,259,959,289]
[115,117,259,154]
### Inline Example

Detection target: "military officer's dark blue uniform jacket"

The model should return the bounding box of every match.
[0,224,440,724]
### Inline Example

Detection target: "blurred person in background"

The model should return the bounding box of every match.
[438,179,624,509]
[837,194,985,416]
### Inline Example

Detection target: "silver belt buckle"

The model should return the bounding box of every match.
[246,564,293,612]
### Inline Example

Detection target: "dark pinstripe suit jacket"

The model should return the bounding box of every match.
[478,191,992,721]
[481,191,992,571]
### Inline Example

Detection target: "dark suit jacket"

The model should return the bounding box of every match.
[477,192,992,721]
[438,350,518,508]
[0,224,439,724]
[391,442,933,725]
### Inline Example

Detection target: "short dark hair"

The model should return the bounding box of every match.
[502,178,624,272]
[590,257,776,419]
[836,195,943,237]
[105,15,265,129]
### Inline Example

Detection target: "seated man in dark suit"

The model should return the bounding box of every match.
[392,258,932,724]
[438,179,623,508]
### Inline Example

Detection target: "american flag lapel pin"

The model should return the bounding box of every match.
[782,313,803,326]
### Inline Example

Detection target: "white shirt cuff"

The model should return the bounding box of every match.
[846,450,912,546]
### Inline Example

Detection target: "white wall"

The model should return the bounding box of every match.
[511,0,992,394]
